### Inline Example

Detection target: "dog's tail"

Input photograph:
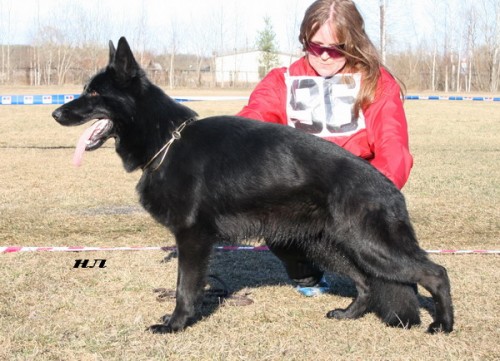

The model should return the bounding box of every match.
[368,278,421,328]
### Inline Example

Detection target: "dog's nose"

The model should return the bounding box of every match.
[52,108,62,121]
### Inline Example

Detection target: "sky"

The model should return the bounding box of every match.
[0,0,496,55]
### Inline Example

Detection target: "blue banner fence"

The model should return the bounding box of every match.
[1,94,500,105]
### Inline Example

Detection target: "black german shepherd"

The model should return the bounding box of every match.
[52,37,453,334]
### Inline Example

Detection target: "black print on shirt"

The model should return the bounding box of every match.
[286,74,365,137]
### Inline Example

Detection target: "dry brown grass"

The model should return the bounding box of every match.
[0,86,499,360]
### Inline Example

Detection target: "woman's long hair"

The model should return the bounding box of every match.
[299,0,405,117]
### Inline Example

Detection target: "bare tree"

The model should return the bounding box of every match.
[73,1,112,78]
[34,26,73,85]
[379,0,387,64]
[0,0,13,84]
[2,0,499,92]
[131,0,149,66]
[485,0,500,91]
[188,12,217,87]
[493,2,500,91]
[210,4,230,88]
[442,3,458,92]
[283,0,303,56]
[167,18,182,90]
[462,4,478,92]
[29,1,81,85]
[423,0,446,91]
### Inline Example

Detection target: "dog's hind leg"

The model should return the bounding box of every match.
[269,242,373,320]
[325,262,371,321]
[350,248,453,333]
[414,262,454,333]
[149,226,213,334]
[341,212,454,333]
[319,247,420,327]
[368,278,420,328]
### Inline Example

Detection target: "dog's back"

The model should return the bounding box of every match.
[140,115,406,242]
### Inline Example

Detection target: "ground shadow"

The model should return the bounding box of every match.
[156,246,357,320]
[156,245,434,324]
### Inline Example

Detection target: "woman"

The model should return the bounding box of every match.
[237,0,413,295]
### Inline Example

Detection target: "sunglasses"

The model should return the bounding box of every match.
[307,42,345,58]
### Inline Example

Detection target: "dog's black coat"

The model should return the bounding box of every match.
[52,37,453,334]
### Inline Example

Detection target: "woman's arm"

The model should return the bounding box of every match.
[365,73,413,189]
[237,68,287,124]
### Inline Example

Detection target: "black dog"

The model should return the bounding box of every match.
[52,37,453,334]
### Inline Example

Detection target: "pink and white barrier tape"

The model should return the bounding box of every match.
[425,249,499,254]
[0,246,498,254]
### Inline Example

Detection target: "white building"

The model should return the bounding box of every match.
[214,50,302,86]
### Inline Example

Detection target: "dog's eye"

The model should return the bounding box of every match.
[89,90,99,97]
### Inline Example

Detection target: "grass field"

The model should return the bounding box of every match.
[0,86,499,360]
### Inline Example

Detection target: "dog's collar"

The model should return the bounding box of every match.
[142,117,198,171]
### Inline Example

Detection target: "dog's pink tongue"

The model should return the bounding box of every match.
[73,121,101,167]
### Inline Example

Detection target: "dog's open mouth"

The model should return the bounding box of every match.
[73,119,114,166]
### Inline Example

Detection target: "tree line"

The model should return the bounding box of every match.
[0,0,499,92]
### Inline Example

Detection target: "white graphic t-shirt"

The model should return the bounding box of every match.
[285,72,365,138]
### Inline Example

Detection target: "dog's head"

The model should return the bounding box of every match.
[52,37,150,169]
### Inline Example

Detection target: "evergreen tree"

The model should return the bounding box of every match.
[256,16,279,79]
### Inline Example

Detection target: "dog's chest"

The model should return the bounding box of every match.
[136,173,194,229]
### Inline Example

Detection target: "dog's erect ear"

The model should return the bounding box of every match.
[109,37,140,82]
[108,40,116,64]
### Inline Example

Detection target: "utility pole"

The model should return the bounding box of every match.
[379,0,386,64]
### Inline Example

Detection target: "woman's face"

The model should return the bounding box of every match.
[307,21,346,77]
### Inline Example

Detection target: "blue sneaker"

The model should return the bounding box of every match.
[296,276,330,297]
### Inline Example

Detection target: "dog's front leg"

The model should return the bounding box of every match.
[149,228,212,334]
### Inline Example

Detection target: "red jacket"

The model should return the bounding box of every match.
[237,57,413,189]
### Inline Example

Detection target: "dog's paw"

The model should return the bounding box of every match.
[427,321,453,334]
[147,313,197,334]
[147,318,188,334]
[326,308,348,319]
[147,323,177,334]
[145,314,179,334]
